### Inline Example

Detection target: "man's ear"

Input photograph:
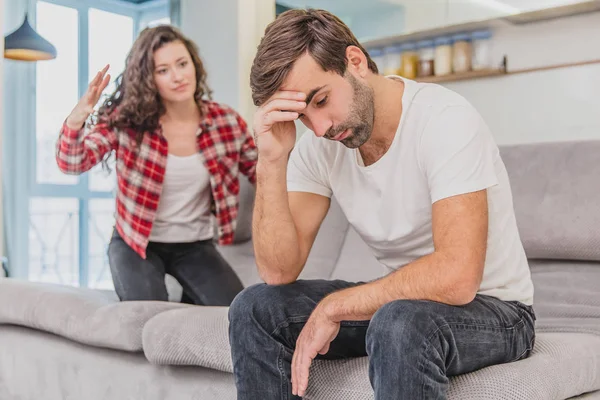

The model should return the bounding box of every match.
[345,46,369,78]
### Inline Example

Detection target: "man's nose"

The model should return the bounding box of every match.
[312,119,330,138]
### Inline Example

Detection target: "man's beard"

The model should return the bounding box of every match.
[325,74,375,149]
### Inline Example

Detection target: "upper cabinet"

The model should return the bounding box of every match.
[445,0,593,26]
[275,0,599,43]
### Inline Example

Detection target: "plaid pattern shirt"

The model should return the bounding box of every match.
[56,101,257,259]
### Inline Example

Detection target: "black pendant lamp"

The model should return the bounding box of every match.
[4,14,57,61]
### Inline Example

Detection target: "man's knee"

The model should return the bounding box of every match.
[367,300,443,352]
[229,284,265,323]
[228,283,293,334]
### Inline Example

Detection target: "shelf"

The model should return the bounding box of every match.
[416,68,507,84]
[360,1,600,49]
[361,20,505,49]
[413,58,600,85]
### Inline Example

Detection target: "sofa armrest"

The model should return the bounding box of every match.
[0,279,190,351]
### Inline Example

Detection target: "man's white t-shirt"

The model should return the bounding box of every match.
[287,76,534,305]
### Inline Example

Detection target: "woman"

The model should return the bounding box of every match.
[56,25,256,306]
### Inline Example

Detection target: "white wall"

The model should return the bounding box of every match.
[401,0,447,33]
[444,11,600,145]
[237,0,275,123]
[179,0,274,125]
[0,0,5,270]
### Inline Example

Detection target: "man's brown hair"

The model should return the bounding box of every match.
[250,8,378,106]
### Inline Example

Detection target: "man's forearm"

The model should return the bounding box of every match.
[253,160,303,284]
[321,252,482,322]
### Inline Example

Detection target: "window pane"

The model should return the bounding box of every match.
[29,198,79,286]
[88,199,116,289]
[35,2,79,185]
[88,8,133,192]
[89,162,117,193]
[147,17,170,28]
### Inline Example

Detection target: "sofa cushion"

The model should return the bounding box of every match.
[0,279,191,351]
[141,305,600,399]
[500,140,600,262]
[530,260,600,335]
[307,333,600,400]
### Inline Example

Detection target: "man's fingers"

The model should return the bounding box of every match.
[297,351,313,397]
[262,99,306,115]
[294,343,304,396]
[292,344,299,396]
[265,90,306,104]
[263,111,299,127]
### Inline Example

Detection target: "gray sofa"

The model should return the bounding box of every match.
[1,140,600,400]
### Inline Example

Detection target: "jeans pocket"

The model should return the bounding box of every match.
[511,308,536,362]
[509,301,536,321]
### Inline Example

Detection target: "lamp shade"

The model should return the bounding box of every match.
[4,15,57,61]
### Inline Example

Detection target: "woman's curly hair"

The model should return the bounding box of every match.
[97,25,212,139]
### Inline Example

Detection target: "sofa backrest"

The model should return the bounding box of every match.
[234,140,600,283]
[323,140,600,281]
[500,140,600,262]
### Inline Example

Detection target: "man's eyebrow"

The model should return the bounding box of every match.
[305,86,325,105]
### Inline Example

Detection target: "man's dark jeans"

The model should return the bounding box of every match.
[229,279,536,399]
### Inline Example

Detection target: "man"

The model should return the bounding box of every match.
[229,8,535,399]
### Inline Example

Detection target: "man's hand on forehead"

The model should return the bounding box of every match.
[252,90,307,163]
[268,90,307,114]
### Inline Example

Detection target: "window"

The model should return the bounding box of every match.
[88,7,134,193]
[146,16,170,28]
[29,198,80,286]
[27,0,142,288]
[138,1,171,32]
[36,2,79,186]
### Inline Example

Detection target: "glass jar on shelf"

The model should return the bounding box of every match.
[368,48,385,74]
[434,36,452,76]
[416,39,435,78]
[451,32,472,74]
[399,42,418,79]
[383,45,402,76]
[471,30,493,71]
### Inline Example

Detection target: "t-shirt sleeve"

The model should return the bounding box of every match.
[419,105,499,204]
[286,132,333,198]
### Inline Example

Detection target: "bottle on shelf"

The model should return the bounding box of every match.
[417,39,435,78]
[383,44,403,76]
[434,36,453,77]
[451,32,473,73]
[471,29,493,71]
[399,42,419,79]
